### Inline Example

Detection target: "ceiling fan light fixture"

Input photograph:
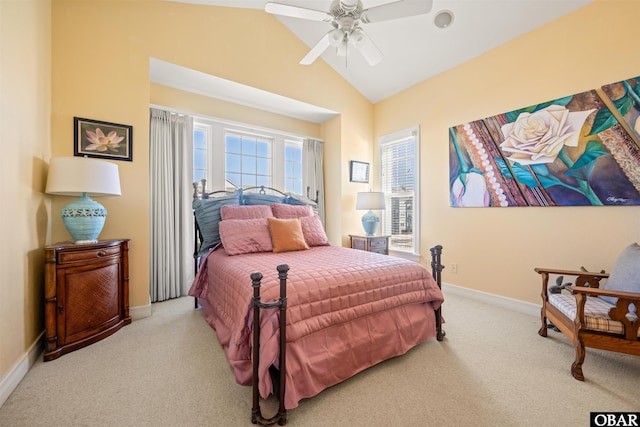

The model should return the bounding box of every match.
[329,28,345,47]
[434,10,454,29]
[350,28,366,47]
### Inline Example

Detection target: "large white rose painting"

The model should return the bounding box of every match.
[500,105,594,165]
[449,89,640,207]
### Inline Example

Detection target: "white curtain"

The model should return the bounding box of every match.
[303,138,325,223]
[149,108,194,302]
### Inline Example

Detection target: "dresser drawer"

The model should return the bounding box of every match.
[370,248,388,255]
[368,238,388,249]
[349,235,389,255]
[351,239,366,251]
[57,246,121,264]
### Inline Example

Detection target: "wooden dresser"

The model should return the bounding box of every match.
[44,239,131,361]
[349,234,390,255]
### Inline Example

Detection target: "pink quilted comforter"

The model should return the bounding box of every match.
[189,245,444,409]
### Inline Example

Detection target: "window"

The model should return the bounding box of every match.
[225,131,272,188]
[284,141,302,194]
[379,126,419,255]
[193,118,306,194]
[193,125,208,182]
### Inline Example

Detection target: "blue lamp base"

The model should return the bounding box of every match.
[361,210,380,236]
[61,193,107,244]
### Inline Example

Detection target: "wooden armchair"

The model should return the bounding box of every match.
[535,262,640,380]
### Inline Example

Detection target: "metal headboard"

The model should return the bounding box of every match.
[191,178,319,279]
[192,178,319,202]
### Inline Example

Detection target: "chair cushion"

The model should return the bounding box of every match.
[600,243,640,305]
[548,293,639,337]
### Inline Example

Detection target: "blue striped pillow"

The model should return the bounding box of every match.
[193,194,240,257]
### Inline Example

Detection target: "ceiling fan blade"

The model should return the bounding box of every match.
[361,0,433,24]
[300,33,332,65]
[265,2,331,22]
[353,30,383,66]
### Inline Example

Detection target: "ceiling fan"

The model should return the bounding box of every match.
[265,0,433,66]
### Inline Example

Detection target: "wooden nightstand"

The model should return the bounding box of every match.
[44,239,131,361]
[349,235,389,255]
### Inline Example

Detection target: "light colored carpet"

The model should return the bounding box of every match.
[1,292,638,426]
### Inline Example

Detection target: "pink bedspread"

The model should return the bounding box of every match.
[189,245,444,409]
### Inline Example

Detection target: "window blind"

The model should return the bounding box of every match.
[380,127,419,253]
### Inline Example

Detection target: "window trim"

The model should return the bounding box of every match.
[379,125,420,257]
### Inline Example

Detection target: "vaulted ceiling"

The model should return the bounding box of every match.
[167,0,592,103]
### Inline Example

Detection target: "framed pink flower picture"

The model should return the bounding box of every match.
[74,117,132,161]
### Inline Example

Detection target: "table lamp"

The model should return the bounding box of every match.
[356,191,386,236]
[46,156,121,244]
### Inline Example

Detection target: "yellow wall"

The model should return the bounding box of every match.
[374,0,640,304]
[0,0,51,375]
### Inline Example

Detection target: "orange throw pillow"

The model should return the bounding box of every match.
[267,217,310,253]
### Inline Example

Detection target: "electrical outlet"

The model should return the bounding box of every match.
[451,263,458,273]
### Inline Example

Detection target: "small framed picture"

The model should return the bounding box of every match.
[74,117,133,161]
[350,160,370,183]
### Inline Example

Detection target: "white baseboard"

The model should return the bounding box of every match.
[442,282,541,318]
[130,301,152,320]
[0,332,43,409]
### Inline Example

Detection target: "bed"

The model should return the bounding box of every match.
[188,181,445,424]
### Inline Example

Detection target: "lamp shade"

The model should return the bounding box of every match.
[46,157,121,196]
[356,191,385,236]
[46,157,121,244]
[356,191,386,210]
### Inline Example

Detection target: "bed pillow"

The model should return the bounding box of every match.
[219,218,273,256]
[300,215,330,246]
[267,217,309,253]
[242,192,285,206]
[220,204,273,220]
[193,194,240,257]
[600,243,640,305]
[283,193,320,215]
[271,202,314,219]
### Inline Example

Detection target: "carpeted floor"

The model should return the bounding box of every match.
[1,292,638,426]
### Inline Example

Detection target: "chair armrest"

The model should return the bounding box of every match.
[535,268,609,298]
[569,286,640,340]
[534,268,609,279]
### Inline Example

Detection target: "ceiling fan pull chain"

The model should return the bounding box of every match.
[346,39,350,68]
